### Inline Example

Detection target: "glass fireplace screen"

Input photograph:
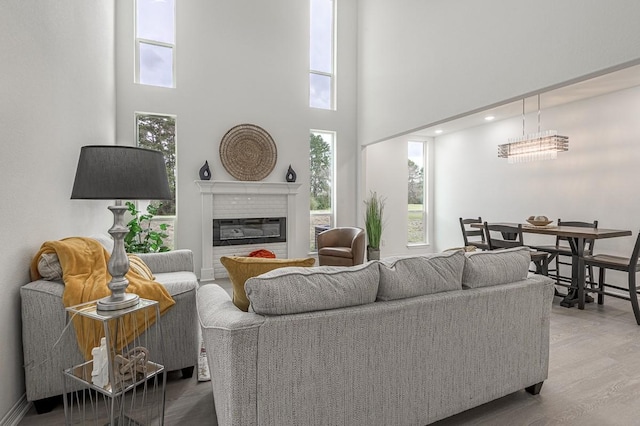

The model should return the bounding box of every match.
[213,217,286,246]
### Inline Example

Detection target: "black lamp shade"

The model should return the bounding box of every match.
[71,145,171,200]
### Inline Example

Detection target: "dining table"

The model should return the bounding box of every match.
[471,222,632,310]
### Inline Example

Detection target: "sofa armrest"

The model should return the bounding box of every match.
[197,284,264,426]
[138,249,194,274]
[197,284,264,330]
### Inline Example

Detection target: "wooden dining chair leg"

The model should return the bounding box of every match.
[628,272,640,326]
[597,267,606,305]
[587,264,597,290]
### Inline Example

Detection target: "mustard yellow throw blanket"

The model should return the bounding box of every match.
[30,237,175,360]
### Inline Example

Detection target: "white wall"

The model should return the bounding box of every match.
[0,1,115,419]
[357,0,640,145]
[364,135,436,258]
[115,0,358,276]
[434,85,640,258]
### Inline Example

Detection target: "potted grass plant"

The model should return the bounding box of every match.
[364,191,385,261]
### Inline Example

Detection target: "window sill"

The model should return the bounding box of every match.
[406,243,430,249]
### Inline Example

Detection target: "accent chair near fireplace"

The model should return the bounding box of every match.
[317,227,366,267]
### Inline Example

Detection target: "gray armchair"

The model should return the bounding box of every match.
[21,249,199,413]
[317,227,365,266]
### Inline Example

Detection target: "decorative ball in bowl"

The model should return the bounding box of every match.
[526,216,553,226]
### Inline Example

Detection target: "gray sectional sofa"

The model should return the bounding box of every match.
[21,249,199,413]
[198,247,554,426]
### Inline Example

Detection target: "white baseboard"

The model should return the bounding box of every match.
[0,394,31,426]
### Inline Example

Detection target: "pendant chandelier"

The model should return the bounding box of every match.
[498,94,569,163]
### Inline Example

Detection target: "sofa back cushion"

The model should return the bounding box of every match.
[220,256,316,312]
[377,250,464,301]
[245,261,379,315]
[462,246,530,289]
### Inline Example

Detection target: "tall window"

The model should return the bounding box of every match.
[310,130,335,251]
[309,0,335,110]
[136,113,177,248]
[408,141,427,244]
[136,0,175,88]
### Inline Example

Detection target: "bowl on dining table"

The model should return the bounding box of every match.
[526,216,553,227]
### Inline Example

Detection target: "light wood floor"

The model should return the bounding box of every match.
[19,291,640,426]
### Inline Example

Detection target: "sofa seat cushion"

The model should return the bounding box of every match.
[220,256,316,312]
[377,250,465,301]
[246,261,379,315]
[462,246,530,289]
[153,272,199,296]
[318,247,353,258]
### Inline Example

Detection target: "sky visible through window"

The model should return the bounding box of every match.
[310,0,334,109]
[408,142,424,170]
[137,0,175,88]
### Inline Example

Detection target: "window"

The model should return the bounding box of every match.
[310,130,335,251]
[309,0,335,110]
[408,141,427,244]
[136,0,175,88]
[136,113,177,248]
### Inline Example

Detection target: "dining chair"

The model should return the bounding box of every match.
[582,231,640,325]
[532,219,598,292]
[483,223,549,275]
[459,217,490,251]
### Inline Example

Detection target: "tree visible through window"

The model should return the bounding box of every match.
[408,141,426,244]
[310,131,335,250]
[137,114,176,215]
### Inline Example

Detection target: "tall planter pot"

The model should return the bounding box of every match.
[364,191,385,262]
[367,246,380,261]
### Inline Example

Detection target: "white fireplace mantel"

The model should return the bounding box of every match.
[196,180,302,196]
[196,180,302,282]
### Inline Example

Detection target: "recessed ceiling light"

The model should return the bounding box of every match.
[434,129,443,134]
[484,115,495,121]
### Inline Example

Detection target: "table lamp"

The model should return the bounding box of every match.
[71,145,171,311]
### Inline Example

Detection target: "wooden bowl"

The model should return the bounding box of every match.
[526,218,553,227]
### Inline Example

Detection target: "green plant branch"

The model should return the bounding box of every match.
[364,191,385,249]
[124,201,170,253]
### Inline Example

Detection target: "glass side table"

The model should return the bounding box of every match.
[62,298,166,425]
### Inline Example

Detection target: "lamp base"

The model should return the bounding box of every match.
[97,293,140,312]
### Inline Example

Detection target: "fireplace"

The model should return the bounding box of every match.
[213,217,286,246]
[196,180,301,282]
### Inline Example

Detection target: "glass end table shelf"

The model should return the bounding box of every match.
[62,298,166,425]
[64,359,164,397]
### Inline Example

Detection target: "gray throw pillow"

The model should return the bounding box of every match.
[36,235,113,281]
[377,250,464,301]
[245,261,379,315]
[462,246,530,289]
[37,253,63,281]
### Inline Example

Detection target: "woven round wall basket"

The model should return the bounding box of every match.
[219,124,277,181]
